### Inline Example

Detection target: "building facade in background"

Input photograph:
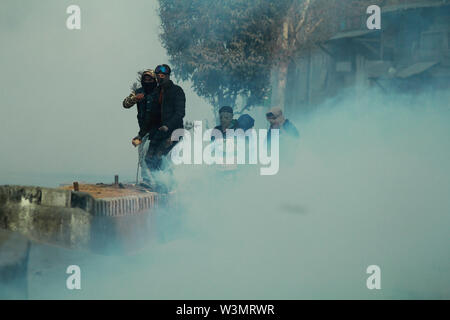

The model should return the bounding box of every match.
[277,0,450,117]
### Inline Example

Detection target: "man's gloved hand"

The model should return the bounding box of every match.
[132,136,142,147]
[135,93,145,102]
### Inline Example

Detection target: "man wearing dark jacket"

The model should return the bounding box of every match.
[214,106,238,134]
[211,106,239,142]
[144,64,186,192]
[123,69,158,183]
[123,69,158,142]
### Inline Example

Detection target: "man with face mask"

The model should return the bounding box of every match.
[123,69,158,143]
[123,69,158,184]
[143,64,186,192]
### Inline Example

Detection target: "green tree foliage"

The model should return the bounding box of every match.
[158,0,400,113]
[159,0,288,114]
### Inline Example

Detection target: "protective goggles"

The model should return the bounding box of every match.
[155,65,170,75]
[266,112,276,118]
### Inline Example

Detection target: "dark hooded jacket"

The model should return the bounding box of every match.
[136,88,157,138]
[122,75,158,138]
[214,119,239,133]
[144,80,186,141]
[237,114,255,131]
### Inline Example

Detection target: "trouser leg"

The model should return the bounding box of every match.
[144,138,177,192]
[143,141,160,187]
[138,134,151,182]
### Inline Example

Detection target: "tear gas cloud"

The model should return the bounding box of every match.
[1,0,449,300]
[24,88,450,299]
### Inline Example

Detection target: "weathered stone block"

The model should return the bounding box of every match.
[41,188,71,207]
[0,185,42,204]
[70,191,95,214]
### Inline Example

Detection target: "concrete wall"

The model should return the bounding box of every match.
[0,185,171,253]
[0,229,30,299]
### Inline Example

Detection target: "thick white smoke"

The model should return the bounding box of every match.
[25,88,450,299]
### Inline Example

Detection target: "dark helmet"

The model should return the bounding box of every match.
[155,64,171,75]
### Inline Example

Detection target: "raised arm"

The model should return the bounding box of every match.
[123,91,138,109]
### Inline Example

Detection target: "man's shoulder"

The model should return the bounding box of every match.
[169,82,185,93]
[283,119,300,137]
[284,119,296,128]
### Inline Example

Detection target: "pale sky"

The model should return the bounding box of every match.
[0,0,214,185]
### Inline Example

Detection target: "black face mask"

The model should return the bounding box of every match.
[156,74,170,87]
[142,81,156,93]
